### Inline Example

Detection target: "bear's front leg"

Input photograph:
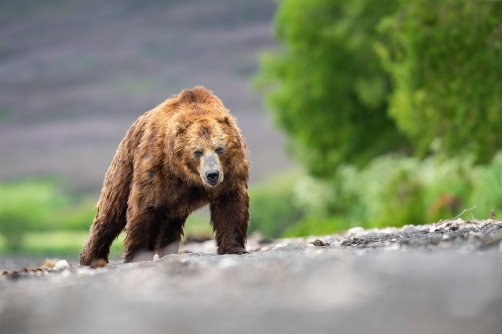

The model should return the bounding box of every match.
[123,206,162,263]
[210,187,249,255]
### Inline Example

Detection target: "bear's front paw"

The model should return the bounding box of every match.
[218,247,248,255]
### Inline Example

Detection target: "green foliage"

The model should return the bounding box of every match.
[0,180,62,251]
[469,153,502,218]
[283,216,350,237]
[378,0,502,163]
[249,173,304,237]
[256,0,409,178]
[284,155,484,237]
[0,180,96,252]
[21,231,124,257]
[253,0,502,237]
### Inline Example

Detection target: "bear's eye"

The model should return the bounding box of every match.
[194,150,203,158]
[215,147,224,154]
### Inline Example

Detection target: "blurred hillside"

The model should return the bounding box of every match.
[0,0,295,194]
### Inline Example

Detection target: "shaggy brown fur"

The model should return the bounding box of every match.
[80,87,249,265]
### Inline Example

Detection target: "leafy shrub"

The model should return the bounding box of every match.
[0,180,63,251]
[468,152,502,219]
[378,0,502,163]
[285,154,482,237]
[248,173,304,238]
[255,0,409,178]
[0,180,97,252]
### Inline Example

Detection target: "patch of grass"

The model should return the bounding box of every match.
[0,234,6,253]
[1,231,125,259]
[248,172,304,238]
[184,209,212,239]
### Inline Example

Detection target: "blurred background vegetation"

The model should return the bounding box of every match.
[1,0,501,257]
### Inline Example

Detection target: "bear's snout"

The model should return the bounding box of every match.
[201,153,223,187]
[206,170,219,185]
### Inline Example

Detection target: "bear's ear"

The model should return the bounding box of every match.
[218,116,230,125]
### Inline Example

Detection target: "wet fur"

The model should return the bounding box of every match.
[80,87,249,265]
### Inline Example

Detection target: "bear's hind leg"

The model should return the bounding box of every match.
[155,215,187,258]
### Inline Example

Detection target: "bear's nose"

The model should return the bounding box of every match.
[206,170,219,184]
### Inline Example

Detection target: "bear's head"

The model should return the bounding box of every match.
[173,114,246,188]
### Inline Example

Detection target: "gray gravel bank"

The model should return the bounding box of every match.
[1,219,502,334]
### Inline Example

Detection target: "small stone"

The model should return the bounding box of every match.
[346,227,364,237]
[53,260,70,270]
[340,239,352,246]
[153,254,160,261]
[442,234,450,240]
[311,239,327,247]
[455,218,464,225]
[402,225,419,233]
[438,222,449,229]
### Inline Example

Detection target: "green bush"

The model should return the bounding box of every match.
[255,0,409,178]
[0,180,63,251]
[468,152,502,219]
[378,0,502,163]
[248,173,304,238]
[284,154,482,237]
[0,180,97,252]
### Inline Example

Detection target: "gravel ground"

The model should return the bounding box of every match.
[1,219,502,334]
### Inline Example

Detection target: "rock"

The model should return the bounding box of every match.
[311,239,328,247]
[340,239,352,246]
[346,227,364,237]
[40,259,60,270]
[53,260,70,270]
[402,225,419,234]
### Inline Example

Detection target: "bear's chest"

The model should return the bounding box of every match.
[162,184,208,213]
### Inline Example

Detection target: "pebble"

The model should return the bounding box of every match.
[340,239,352,246]
[402,225,419,233]
[311,239,327,247]
[346,227,364,237]
[54,260,70,270]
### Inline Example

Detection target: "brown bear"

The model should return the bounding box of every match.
[80,87,249,265]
